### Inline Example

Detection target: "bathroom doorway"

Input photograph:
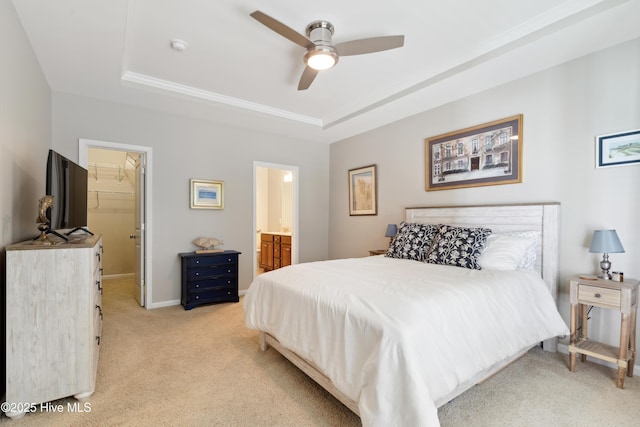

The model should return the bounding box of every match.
[253,162,298,279]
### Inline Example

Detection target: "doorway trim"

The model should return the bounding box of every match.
[79,138,155,309]
[252,161,299,284]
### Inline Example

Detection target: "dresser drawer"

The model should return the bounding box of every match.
[578,284,620,309]
[186,264,236,280]
[187,286,238,304]
[186,254,238,268]
[187,277,236,291]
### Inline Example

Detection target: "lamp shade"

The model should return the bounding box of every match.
[385,224,398,238]
[589,230,625,253]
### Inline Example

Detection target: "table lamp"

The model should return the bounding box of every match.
[385,224,398,244]
[589,229,625,280]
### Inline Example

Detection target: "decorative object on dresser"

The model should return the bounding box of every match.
[425,114,523,191]
[192,236,224,253]
[589,229,625,279]
[5,235,103,420]
[190,179,224,209]
[259,232,292,271]
[348,164,377,216]
[180,250,240,310]
[34,194,56,244]
[568,275,639,388]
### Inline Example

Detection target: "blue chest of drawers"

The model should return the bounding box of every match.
[179,250,241,310]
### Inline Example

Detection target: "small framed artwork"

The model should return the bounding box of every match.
[190,179,224,209]
[348,164,377,216]
[425,115,523,191]
[596,129,640,168]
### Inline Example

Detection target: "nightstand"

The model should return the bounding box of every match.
[369,249,386,256]
[568,275,639,388]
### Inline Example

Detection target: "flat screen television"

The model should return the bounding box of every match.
[46,149,90,236]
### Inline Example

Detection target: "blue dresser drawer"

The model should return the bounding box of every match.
[186,254,238,268]
[186,286,238,305]
[186,264,235,281]
[187,277,235,292]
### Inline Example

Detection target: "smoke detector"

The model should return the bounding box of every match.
[170,39,188,52]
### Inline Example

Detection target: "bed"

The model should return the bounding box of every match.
[244,203,569,426]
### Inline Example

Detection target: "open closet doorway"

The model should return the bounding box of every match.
[253,162,298,280]
[79,139,153,308]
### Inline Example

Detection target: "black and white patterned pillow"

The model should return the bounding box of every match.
[386,222,440,261]
[426,225,492,269]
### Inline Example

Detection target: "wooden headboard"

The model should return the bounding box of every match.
[405,202,560,301]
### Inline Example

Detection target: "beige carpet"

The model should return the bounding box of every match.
[2,277,640,426]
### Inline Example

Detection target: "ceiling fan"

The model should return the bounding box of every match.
[250,10,405,90]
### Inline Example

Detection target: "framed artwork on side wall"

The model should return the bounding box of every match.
[348,164,377,216]
[596,129,640,168]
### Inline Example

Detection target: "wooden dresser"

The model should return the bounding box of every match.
[5,234,103,419]
[179,250,241,310]
[260,232,291,271]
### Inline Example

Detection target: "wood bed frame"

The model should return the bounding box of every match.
[258,202,561,416]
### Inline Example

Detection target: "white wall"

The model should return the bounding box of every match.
[329,38,640,350]
[0,1,52,246]
[51,93,330,304]
[0,0,53,397]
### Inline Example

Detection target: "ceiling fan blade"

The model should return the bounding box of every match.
[298,66,319,91]
[250,10,314,49]
[335,35,404,56]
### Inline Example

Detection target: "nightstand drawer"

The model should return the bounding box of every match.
[579,285,620,309]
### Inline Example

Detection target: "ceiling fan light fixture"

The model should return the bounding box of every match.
[304,47,338,70]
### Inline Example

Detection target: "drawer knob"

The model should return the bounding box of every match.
[595,293,601,298]
[195,272,199,276]
[195,284,199,288]
[196,260,200,264]
[195,295,199,300]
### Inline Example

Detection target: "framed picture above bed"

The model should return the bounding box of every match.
[348,164,377,216]
[595,128,640,168]
[425,114,523,191]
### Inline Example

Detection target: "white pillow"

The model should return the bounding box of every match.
[478,232,537,271]
[501,231,539,269]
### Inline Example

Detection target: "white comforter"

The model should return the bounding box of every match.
[244,256,569,427]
